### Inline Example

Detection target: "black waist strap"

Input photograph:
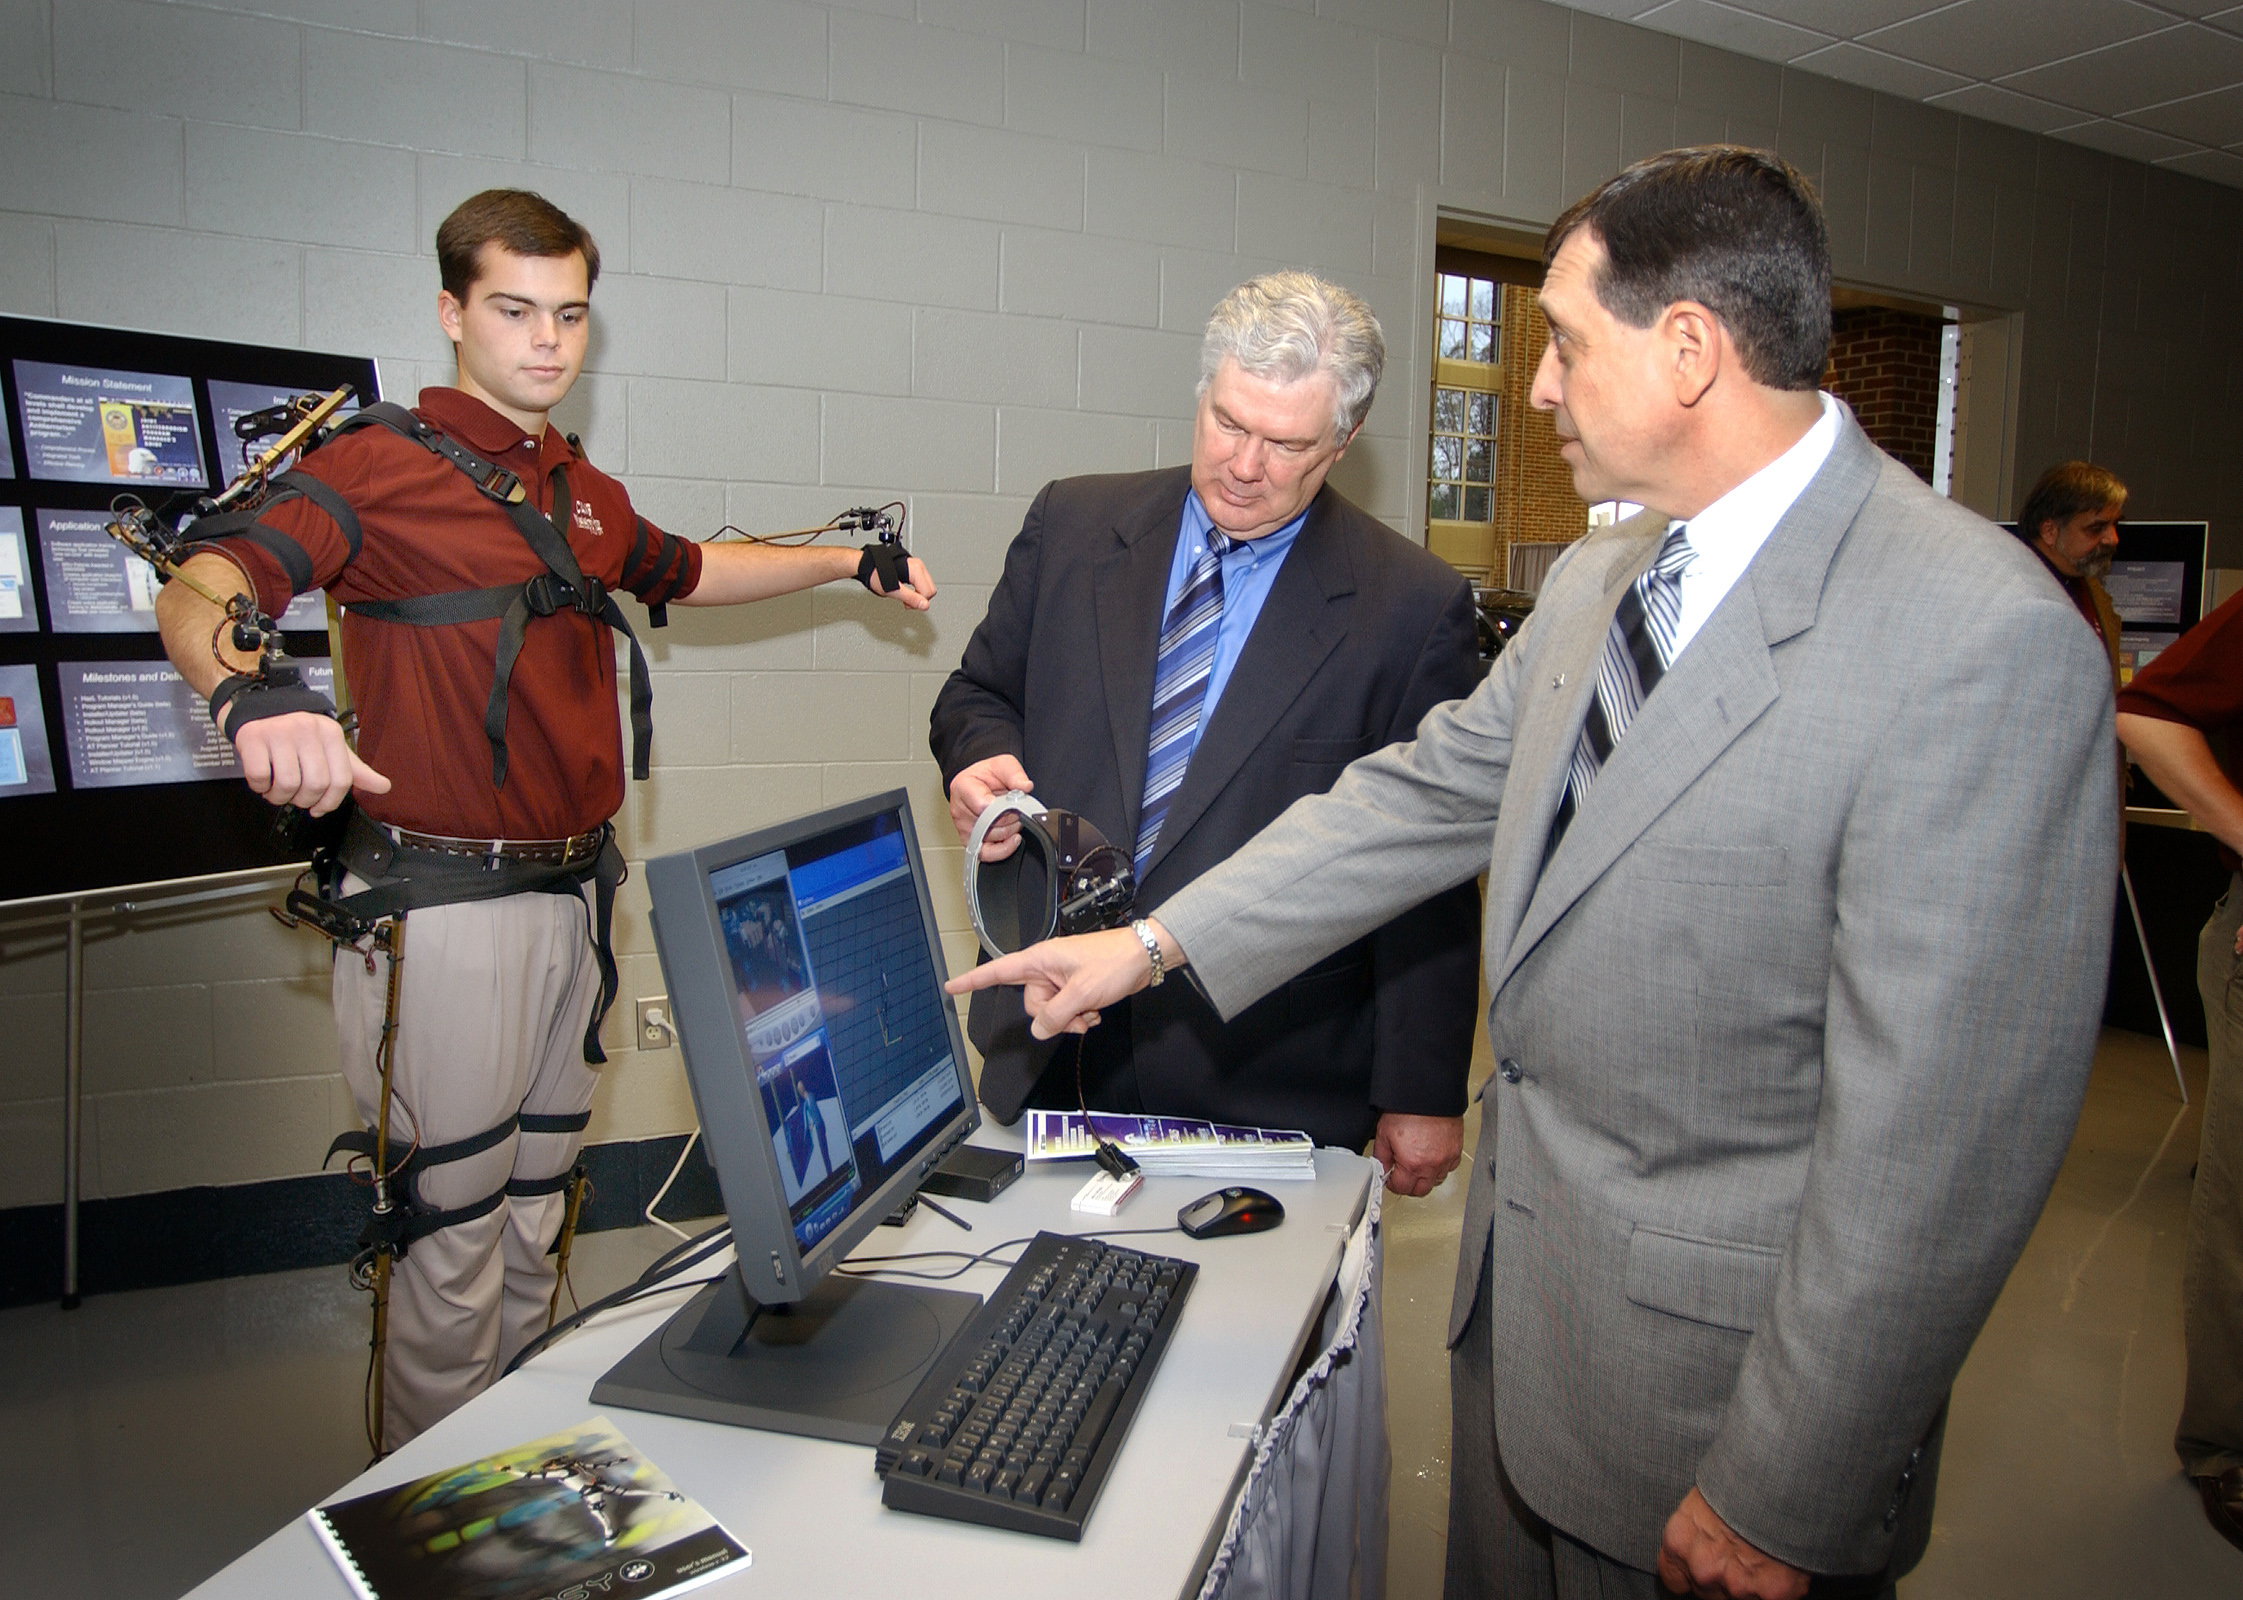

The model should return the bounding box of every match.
[326,808,626,1064]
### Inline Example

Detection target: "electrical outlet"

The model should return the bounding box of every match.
[636,997,673,1051]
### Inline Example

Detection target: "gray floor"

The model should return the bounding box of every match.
[2,1029,2237,1598]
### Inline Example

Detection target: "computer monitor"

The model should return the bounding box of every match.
[590,789,986,1444]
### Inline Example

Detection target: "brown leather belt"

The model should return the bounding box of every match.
[383,824,606,868]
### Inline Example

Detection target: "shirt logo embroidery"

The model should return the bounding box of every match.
[574,499,605,538]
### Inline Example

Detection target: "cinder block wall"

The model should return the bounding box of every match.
[2,0,2238,1209]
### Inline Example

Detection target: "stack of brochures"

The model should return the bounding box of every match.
[309,1416,748,1600]
[1024,1110,1316,1180]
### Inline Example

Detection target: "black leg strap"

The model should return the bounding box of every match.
[517,1109,592,1135]
[325,1113,522,1256]
[325,1113,519,1187]
[505,1166,582,1199]
[395,1187,507,1247]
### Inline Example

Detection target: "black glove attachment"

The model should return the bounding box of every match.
[857,541,910,596]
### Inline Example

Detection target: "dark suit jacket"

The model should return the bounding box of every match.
[929,466,1482,1149]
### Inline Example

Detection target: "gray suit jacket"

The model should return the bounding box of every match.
[1157,415,2118,1576]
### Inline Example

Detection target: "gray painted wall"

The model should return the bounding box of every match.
[0,0,2231,1205]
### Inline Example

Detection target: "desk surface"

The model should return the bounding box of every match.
[189,1137,1375,1600]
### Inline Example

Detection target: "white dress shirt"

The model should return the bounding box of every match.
[1667,390,1840,662]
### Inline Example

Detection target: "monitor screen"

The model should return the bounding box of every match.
[645,789,976,1305]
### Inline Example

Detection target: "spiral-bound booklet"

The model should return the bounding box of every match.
[308,1416,749,1600]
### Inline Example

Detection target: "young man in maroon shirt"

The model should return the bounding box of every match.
[152,189,935,1450]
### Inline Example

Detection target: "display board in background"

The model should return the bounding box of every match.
[0,315,378,906]
[2000,519,2209,684]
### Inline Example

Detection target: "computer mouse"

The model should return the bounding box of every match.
[1178,1186,1285,1239]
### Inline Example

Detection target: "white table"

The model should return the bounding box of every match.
[189,1137,1376,1600]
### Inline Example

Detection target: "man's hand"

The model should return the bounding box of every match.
[948,754,1033,859]
[230,710,391,816]
[866,551,938,611]
[1656,1488,1808,1600]
[945,923,1177,1038]
[1372,1112,1463,1196]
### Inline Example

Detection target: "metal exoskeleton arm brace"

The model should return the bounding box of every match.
[103,384,358,686]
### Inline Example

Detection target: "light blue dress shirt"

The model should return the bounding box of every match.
[1163,488,1308,718]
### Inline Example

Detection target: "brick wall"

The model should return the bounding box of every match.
[1492,290,1587,575]
[1825,307,1945,482]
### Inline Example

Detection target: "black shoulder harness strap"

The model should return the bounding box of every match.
[327,401,656,787]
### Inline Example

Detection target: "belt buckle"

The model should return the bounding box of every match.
[480,839,507,871]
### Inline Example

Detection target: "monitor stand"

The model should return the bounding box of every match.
[591,1266,982,1446]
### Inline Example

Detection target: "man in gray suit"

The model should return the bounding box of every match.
[950,147,2118,1598]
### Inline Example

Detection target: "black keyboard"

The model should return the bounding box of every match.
[875,1230,1197,1539]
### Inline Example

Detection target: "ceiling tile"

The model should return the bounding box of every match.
[1998,25,2243,117]
[1632,0,1835,63]
[2047,116,2202,162]
[2205,6,2243,37]
[1790,41,1973,98]
[2153,145,2243,182]
[2124,82,2243,144]
[1927,81,2097,133]
[1723,0,1956,35]
[1862,0,2174,83]
[2144,0,2237,14]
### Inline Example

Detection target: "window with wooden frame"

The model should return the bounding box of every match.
[1425,267,1502,576]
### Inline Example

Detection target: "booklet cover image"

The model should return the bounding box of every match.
[12,360,207,487]
[309,1416,748,1600]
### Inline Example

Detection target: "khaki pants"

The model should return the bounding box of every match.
[2179,872,2243,1477]
[333,879,601,1450]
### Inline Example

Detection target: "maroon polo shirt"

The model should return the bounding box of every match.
[200,387,701,839]
[2118,585,2243,872]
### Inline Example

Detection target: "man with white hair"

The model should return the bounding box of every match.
[929,271,1481,1195]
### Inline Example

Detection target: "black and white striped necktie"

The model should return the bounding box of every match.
[1553,522,1693,837]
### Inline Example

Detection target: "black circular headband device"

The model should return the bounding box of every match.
[964,792,1137,956]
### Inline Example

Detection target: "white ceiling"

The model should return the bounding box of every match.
[1553,0,2243,187]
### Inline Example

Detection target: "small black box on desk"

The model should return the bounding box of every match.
[920,1144,1022,1203]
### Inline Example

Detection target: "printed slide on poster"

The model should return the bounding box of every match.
[0,664,57,796]
[2106,561,2187,628]
[11,360,207,487]
[59,658,333,790]
[203,380,353,631]
[2119,631,2172,686]
[36,509,161,632]
[0,507,34,633]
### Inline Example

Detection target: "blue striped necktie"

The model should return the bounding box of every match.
[1554,522,1693,838]
[1136,527,1235,873]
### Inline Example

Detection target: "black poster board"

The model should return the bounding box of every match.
[0,315,380,906]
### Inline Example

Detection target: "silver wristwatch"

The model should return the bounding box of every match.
[1130,918,1165,986]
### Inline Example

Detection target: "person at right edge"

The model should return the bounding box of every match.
[950,147,2118,1599]
[2117,604,2243,1557]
